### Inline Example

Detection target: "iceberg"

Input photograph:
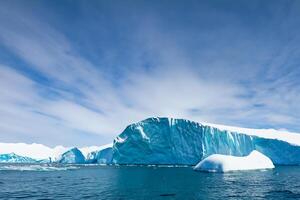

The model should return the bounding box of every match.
[0,143,103,161]
[57,148,85,164]
[86,143,113,164]
[193,150,274,172]
[0,143,112,164]
[0,153,37,163]
[79,146,103,159]
[2,117,300,166]
[86,147,113,164]
[112,117,300,165]
[0,143,68,160]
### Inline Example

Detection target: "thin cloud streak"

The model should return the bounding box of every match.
[0,1,300,146]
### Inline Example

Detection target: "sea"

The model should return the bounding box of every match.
[0,164,300,200]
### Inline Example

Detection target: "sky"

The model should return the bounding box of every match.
[1,0,300,147]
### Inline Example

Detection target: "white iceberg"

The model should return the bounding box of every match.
[194,150,274,172]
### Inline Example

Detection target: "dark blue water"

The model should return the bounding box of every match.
[0,164,300,200]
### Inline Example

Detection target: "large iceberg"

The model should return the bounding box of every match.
[0,153,37,163]
[2,117,300,165]
[112,117,300,165]
[193,150,274,172]
[57,148,85,164]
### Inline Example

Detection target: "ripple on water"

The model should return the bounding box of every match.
[0,164,80,171]
[266,190,300,199]
[0,165,300,199]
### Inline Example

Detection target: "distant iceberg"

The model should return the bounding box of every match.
[0,143,68,160]
[112,117,300,165]
[0,153,37,163]
[0,143,105,163]
[193,150,274,172]
[86,147,113,164]
[85,143,113,164]
[57,148,85,164]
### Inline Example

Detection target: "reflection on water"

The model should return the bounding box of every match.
[0,165,300,199]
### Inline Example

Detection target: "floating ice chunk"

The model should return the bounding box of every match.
[194,150,274,172]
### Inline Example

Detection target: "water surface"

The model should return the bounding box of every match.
[0,164,300,199]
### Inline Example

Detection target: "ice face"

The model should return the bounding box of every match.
[112,117,300,165]
[57,148,85,164]
[86,147,113,164]
[193,150,275,172]
[0,153,37,163]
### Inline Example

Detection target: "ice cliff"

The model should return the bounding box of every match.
[112,117,300,165]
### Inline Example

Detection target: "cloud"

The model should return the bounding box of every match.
[0,1,300,146]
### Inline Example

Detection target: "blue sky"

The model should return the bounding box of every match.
[1,0,300,146]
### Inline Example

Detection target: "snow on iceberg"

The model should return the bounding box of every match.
[57,148,85,164]
[112,117,300,165]
[193,150,274,172]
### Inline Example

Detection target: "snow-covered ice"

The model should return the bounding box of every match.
[193,150,274,172]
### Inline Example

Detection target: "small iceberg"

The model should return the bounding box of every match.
[86,147,113,164]
[193,150,274,172]
[57,148,85,164]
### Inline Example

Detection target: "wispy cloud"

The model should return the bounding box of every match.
[0,0,300,146]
